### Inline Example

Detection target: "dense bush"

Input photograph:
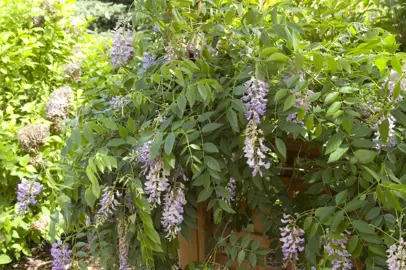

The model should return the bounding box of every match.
[54,0,406,269]
[0,0,83,264]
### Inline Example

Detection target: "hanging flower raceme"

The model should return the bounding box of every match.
[243,123,271,177]
[387,239,406,270]
[242,77,271,177]
[142,52,155,70]
[16,178,43,216]
[161,184,187,240]
[324,230,353,270]
[221,179,236,204]
[242,77,269,125]
[110,25,133,68]
[110,95,129,111]
[117,218,129,270]
[96,187,121,224]
[51,240,72,270]
[137,141,170,208]
[280,214,305,265]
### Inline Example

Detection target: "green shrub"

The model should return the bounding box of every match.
[0,0,84,263]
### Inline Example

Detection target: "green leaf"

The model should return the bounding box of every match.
[237,250,246,265]
[314,53,323,71]
[305,115,314,131]
[366,208,381,220]
[267,52,289,62]
[335,190,348,205]
[295,54,304,70]
[216,186,231,198]
[101,118,118,130]
[150,133,163,159]
[398,144,406,153]
[326,101,342,117]
[342,117,352,135]
[197,187,213,202]
[348,235,359,254]
[241,234,250,248]
[144,225,162,244]
[107,138,126,147]
[231,246,238,262]
[174,68,185,86]
[76,251,87,258]
[249,252,257,268]
[275,89,288,101]
[315,206,335,222]
[325,133,343,154]
[202,123,223,133]
[85,188,96,209]
[324,92,339,106]
[344,200,366,212]
[177,95,187,115]
[284,94,296,111]
[186,88,197,107]
[379,119,389,143]
[218,200,235,213]
[203,142,218,153]
[353,220,375,234]
[0,254,12,264]
[328,146,348,163]
[227,110,240,132]
[275,138,287,160]
[391,56,402,75]
[385,189,402,211]
[204,156,221,172]
[164,133,176,155]
[362,166,381,182]
[251,239,260,251]
[368,244,386,258]
[354,149,376,164]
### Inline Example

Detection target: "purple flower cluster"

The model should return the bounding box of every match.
[286,91,313,123]
[224,179,236,204]
[164,43,177,63]
[51,240,72,270]
[109,95,129,111]
[373,116,397,150]
[387,238,406,270]
[142,52,155,70]
[117,218,129,270]
[324,230,353,270]
[243,123,271,177]
[161,184,186,240]
[280,214,305,265]
[110,26,133,68]
[242,77,269,125]
[96,187,120,224]
[242,77,271,177]
[137,141,170,208]
[17,178,43,216]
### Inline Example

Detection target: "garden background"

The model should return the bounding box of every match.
[1,0,406,269]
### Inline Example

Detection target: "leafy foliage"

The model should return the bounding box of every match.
[0,0,83,263]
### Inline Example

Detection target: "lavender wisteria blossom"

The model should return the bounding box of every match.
[242,77,271,176]
[387,238,406,270]
[161,184,187,240]
[137,141,170,208]
[286,90,313,123]
[50,240,72,270]
[142,52,155,70]
[242,77,269,124]
[110,25,133,68]
[243,123,271,177]
[16,178,43,216]
[96,187,120,224]
[324,230,353,270]
[279,214,305,265]
[117,218,129,270]
[110,95,129,111]
[373,116,397,150]
[222,179,236,204]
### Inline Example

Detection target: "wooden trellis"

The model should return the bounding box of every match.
[178,140,320,269]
